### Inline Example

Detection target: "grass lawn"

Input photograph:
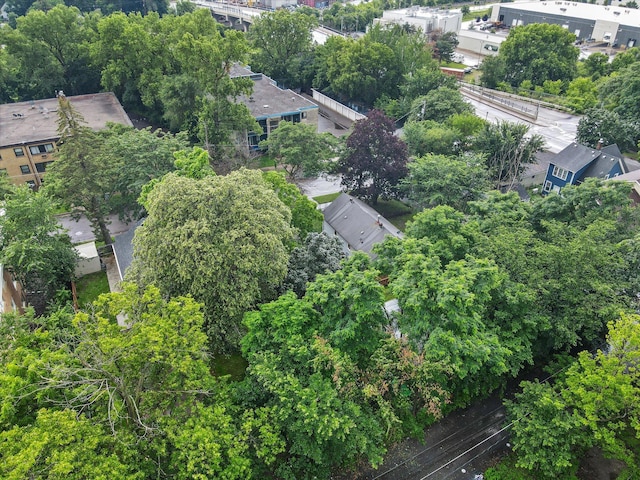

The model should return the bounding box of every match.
[212,354,248,381]
[373,199,415,231]
[75,271,110,308]
[313,192,341,204]
[463,7,491,22]
[248,153,277,169]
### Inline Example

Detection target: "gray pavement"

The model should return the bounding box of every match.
[57,213,133,244]
[463,94,580,153]
[297,174,342,199]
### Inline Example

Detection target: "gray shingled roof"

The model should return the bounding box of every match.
[552,142,602,173]
[113,218,144,281]
[581,153,624,181]
[323,193,403,256]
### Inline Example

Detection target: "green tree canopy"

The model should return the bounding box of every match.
[474,120,545,189]
[281,232,344,297]
[323,36,402,106]
[598,62,640,122]
[259,121,338,180]
[402,121,462,157]
[409,87,473,123]
[247,9,317,88]
[261,171,323,240]
[0,186,77,314]
[402,153,491,212]
[576,107,640,152]
[500,23,579,87]
[0,409,136,480]
[507,314,640,478]
[0,5,100,101]
[130,169,294,351]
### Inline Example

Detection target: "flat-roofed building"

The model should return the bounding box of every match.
[230,65,319,151]
[491,1,640,47]
[0,92,133,187]
[373,6,462,34]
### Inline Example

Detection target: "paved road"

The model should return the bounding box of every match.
[57,213,133,244]
[463,94,580,153]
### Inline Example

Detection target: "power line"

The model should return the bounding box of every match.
[372,346,604,479]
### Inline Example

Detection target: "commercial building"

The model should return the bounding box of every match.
[230,65,319,151]
[373,7,462,34]
[490,1,640,47]
[0,92,132,187]
[457,29,505,59]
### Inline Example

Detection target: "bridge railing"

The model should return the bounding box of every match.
[311,90,366,123]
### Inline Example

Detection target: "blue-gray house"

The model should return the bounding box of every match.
[542,142,633,194]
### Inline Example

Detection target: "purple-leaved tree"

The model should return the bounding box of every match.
[338,110,409,205]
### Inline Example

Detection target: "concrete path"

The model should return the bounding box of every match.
[102,254,122,293]
[297,174,342,199]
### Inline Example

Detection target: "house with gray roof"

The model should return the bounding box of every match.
[322,193,403,257]
[542,142,640,194]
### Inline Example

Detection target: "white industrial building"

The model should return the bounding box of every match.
[490,2,640,47]
[373,7,462,34]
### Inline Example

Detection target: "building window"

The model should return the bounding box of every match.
[35,161,52,173]
[29,143,54,155]
[552,166,569,180]
[20,165,31,174]
[26,180,36,188]
[543,180,552,192]
[14,148,24,157]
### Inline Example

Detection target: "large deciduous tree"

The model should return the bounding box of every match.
[0,285,273,479]
[258,121,337,180]
[402,153,490,212]
[0,5,100,101]
[576,107,640,152]
[507,314,640,479]
[247,9,317,89]
[0,409,135,479]
[382,208,536,405]
[323,36,402,106]
[130,169,294,351]
[474,120,545,189]
[500,23,579,87]
[402,120,462,157]
[409,87,473,123]
[98,124,189,219]
[261,171,323,241]
[338,110,408,205]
